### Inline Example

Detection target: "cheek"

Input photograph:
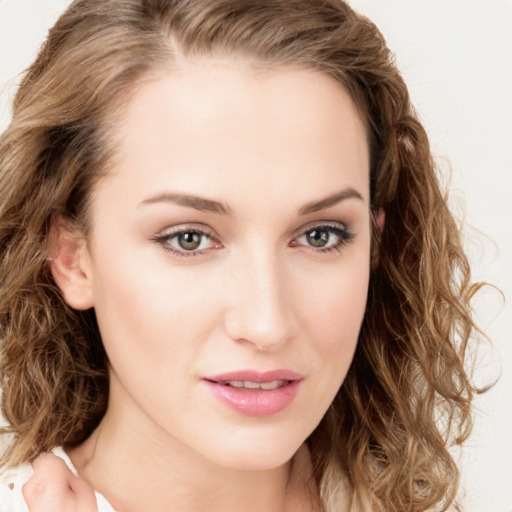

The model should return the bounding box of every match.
[290,257,370,430]
[89,259,211,371]
[300,259,370,354]
[89,249,220,371]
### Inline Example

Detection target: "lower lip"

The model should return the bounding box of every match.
[203,380,301,417]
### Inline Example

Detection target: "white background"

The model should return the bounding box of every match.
[1,1,511,511]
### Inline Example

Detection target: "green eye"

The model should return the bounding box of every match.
[154,226,221,257]
[295,224,353,252]
[177,231,204,251]
[305,228,331,247]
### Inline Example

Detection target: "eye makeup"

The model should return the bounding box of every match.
[151,224,222,258]
[290,221,354,254]
[151,219,354,259]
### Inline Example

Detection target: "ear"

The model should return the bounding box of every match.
[371,208,385,270]
[49,218,94,310]
[374,208,385,231]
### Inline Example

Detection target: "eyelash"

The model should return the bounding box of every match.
[152,222,354,258]
[291,222,354,254]
[152,225,220,258]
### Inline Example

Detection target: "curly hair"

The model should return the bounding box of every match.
[0,1,479,510]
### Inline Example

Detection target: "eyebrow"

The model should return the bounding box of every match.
[139,187,364,216]
[139,193,231,215]
[298,188,364,215]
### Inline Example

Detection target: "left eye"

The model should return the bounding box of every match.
[294,225,352,250]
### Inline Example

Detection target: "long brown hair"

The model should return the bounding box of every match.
[0,1,479,510]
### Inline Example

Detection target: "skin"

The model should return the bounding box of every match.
[23,454,98,512]
[29,61,372,512]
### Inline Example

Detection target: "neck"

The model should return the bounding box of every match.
[68,374,319,512]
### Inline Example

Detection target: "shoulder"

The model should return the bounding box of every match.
[0,460,33,512]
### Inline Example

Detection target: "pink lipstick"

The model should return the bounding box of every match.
[203,370,303,417]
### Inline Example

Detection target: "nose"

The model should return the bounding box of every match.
[223,249,296,352]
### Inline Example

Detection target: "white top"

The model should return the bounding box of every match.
[0,446,115,511]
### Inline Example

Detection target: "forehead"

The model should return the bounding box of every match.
[98,61,370,209]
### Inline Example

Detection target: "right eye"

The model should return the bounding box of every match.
[153,227,222,257]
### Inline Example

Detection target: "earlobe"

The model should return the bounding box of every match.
[49,219,94,310]
[374,208,385,232]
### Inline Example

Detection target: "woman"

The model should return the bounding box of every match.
[0,0,479,510]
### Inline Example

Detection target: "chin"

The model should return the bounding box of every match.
[202,431,307,472]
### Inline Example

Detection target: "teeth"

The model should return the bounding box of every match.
[227,380,246,388]
[222,380,287,390]
[260,381,284,390]
[243,381,261,389]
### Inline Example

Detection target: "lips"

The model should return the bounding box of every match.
[203,370,303,417]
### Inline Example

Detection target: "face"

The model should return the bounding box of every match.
[71,61,371,471]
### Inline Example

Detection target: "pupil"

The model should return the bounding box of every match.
[307,229,329,247]
[179,232,201,250]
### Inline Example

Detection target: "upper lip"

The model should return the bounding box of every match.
[204,369,304,383]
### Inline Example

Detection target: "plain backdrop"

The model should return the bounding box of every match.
[1,1,511,511]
